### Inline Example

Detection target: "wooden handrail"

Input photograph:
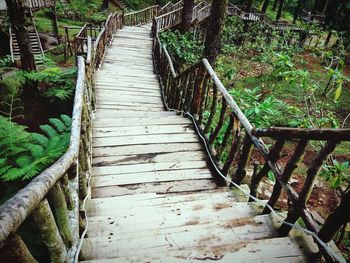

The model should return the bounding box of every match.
[152,13,347,262]
[0,11,123,262]
[0,56,85,248]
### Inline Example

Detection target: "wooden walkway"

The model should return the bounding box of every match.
[79,25,315,262]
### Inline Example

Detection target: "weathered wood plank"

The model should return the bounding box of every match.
[80,236,311,263]
[93,160,208,176]
[93,111,175,119]
[93,143,203,157]
[91,179,218,198]
[92,168,213,187]
[93,116,191,128]
[93,124,195,138]
[92,133,200,147]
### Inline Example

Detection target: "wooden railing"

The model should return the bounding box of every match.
[159,0,183,15]
[0,12,123,263]
[152,14,349,263]
[75,21,105,57]
[123,5,159,26]
[301,10,326,24]
[228,4,265,21]
[25,0,55,10]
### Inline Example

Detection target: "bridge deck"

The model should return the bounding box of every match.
[80,25,315,262]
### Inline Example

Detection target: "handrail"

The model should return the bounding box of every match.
[0,11,123,262]
[0,57,85,248]
[152,11,348,263]
[123,4,160,26]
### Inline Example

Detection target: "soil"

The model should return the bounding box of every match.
[249,144,347,219]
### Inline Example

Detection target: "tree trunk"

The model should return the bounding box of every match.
[5,0,36,79]
[276,0,284,20]
[261,0,270,13]
[49,6,60,44]
[312,0,319,13]
[203,0,228,65]
[293,0,304,23]
[245,0,254,12]
[101,0,109,10]
[181,0,194,32]
[272,0,278,11]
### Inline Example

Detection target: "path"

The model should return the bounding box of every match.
[79,25,315,262]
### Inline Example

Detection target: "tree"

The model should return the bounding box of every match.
[272,0,278,11]
[203,0,228,65]
[245,0,254,12]
[5,0,36,72]
[181,0,194,32]
[276,0,284,20]
[101,0,109,10]
[5,0,37,97]
[261,0,270,13]
[293,0,304,23]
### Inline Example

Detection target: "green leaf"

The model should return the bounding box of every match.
[267,171,275,183]
[334,84,342,101]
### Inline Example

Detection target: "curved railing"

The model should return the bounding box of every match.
[0,12,123,263]
[123,5,159,26]
[152,9,348,263]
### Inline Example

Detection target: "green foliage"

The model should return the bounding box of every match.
[0,115,71,181]
[229,87,299,127]
[160,30,203,68]
[320,160,350,191]
[21,67,77,102]
[0,73,26,121]
[0,56,12,67]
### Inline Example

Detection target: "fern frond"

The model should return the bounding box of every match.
[15,155,33,168]
[60,115,72,128]
[39,124,58,138]
[49,118,66,133]
[31,133,49,146]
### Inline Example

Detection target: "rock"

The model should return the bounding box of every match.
[38,32,59,50]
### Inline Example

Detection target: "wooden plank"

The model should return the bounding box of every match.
[93,143,203,157]
[96,94,162,104]
[85,212,277,242]
[87,190,251,217]
[80,237,311,262]
[92,124,195,138]
[93,116,191,128]
[96,90,161,98]
[93,160,208,176]
[91,179,218,198]
[95,105,164,112]
[92,168,213,187]
[93,111,175,119]
[92,151,206,166]
[92,133,200,147]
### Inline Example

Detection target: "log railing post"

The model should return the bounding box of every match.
[0,234,38,263]
[31,199,68,263]
[232,134,254,184]
[48,182,74,247]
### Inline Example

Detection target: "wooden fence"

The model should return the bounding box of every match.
[0,12,123,263]
[152,10,349,263]
[123,5,159,26]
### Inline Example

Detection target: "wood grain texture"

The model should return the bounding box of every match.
[81,25,315,262]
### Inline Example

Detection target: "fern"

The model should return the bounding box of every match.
[0,115,72,182]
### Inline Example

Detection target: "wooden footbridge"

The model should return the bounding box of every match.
[0,2,348,263]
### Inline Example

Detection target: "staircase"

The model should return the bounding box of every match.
[109,0,127,10]
[78,24,317,262]
[9,25,44,62]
